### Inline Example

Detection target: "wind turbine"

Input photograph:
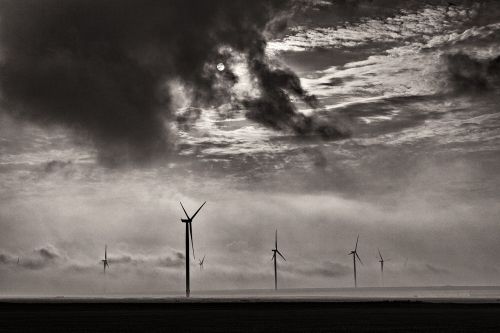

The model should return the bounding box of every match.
[378,248,384,286]
[271,229,286,290]
[180,201,206,298]
[199,255,206,270]
[101,245,109,274]
[348,235,362,288]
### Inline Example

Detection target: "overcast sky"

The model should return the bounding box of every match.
[1,0,500,295]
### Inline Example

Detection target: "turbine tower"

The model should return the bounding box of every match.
[348,235,362,288]
[199,255,206,270]
[378,248,384,286]
[101,245,109,274]
[180,201,206,298]
[271,229,286,290]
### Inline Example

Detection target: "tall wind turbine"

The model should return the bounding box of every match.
[348,235,362,288]
[199,255,206,270]
[271,229,286,290]
[378,248,384,286]
[180,201,206,298]
[101,245,109,274]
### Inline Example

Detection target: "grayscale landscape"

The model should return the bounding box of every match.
[0,0,499,331]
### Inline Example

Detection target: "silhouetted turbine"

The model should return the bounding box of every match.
[180,201,206,298]
[378,248,384,286]
[348,235,362,288]
[199,255,206,270]
[101,245,109,274]
[271,229,286,290]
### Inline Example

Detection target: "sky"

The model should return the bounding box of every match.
[1,0,500,295]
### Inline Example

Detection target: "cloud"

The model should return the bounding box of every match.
[0,243,186,274]
[0,0,346,167]
[104,251,185,268]
[13,245,63,270]
[268,4,474,53]
[0,252,17,265]
[268,2,500,55]
[41,160,74,178]
[444,52,500,92]
[157,252,185,268]
[408,263,451,276]
[244,62,349,139]
[175,107,203,131]
[284,260,351,278]
[36,245,60,260]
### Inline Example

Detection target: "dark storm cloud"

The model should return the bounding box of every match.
[176,108,203,131]
[0,0,345,166]
[445,53,500,93]
[244,57,350,139]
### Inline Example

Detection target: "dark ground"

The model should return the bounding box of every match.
[1,300,500,332]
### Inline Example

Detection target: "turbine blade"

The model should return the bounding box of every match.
[378,248,382,260]
[356,252,363,265]
[191,201,206,220]
[189,222,195,259]
[355,234,359,251]
[275,230,278,249]
[277,250,286,261]
[180,202,190,220]
[105,245,107,260]
[271,252,276,261]
[201,255,205,264]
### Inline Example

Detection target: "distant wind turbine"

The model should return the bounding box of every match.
[101,245,109,274]
[180,201,206,298]
[348,235,363,288]
[271,229,286,290]
[377,248,385,286]
[199,255,206,270]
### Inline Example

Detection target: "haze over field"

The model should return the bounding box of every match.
[1,0,500,295]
